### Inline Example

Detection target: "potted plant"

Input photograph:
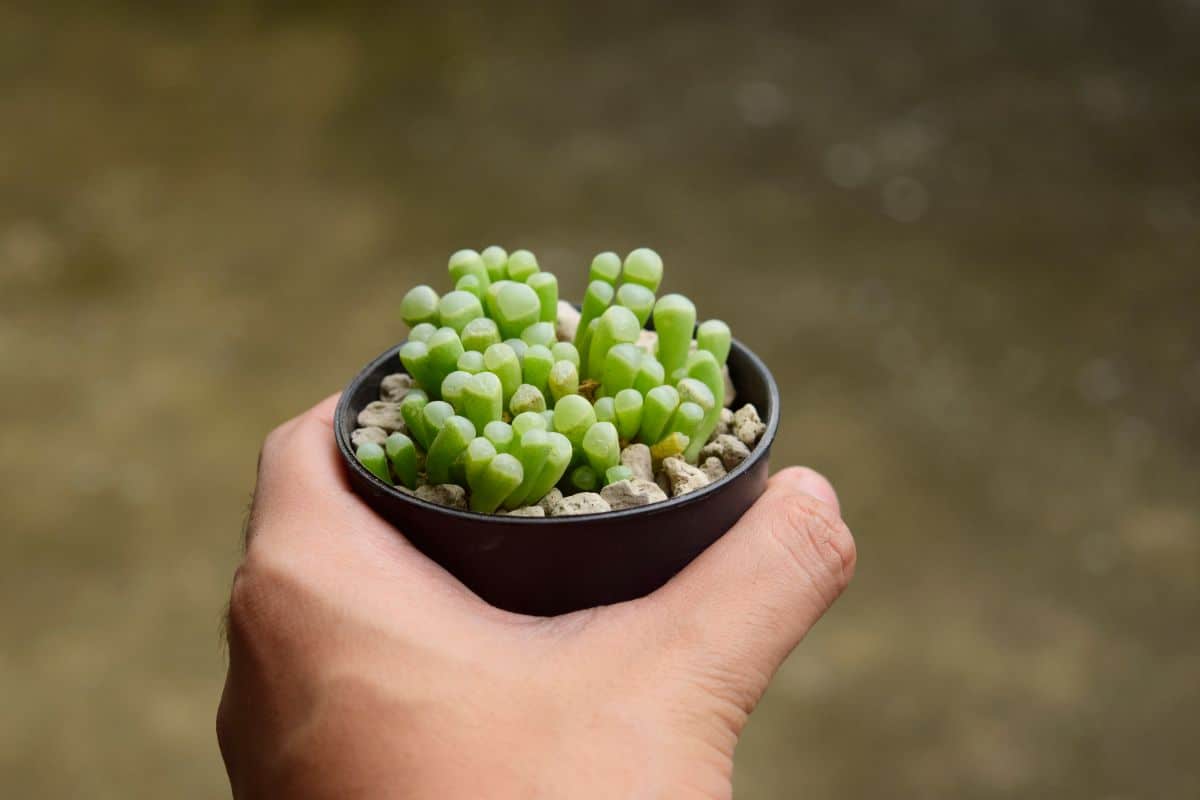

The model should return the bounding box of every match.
[336,247,777,615]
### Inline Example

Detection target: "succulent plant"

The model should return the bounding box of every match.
[357,247,737,512]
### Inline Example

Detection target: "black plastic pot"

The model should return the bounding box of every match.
[335,338,779,616]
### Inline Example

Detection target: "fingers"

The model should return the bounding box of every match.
[641,466,856,705]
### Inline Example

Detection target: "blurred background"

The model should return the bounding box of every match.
[2,1,1198,796]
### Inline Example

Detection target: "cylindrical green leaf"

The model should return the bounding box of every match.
[569,464,599,493]
[421,400,455,442]
[548,360,579,405]
[425,327,465,391]
[666,400,704,442]
[605,465,633,486]
[505,429,553,509]
[616,282,656,327]
[483,420,514,453]
[587,305,641,381]
[480,245,509,281]
[582,421,620,476]
[511,410,548,438]
[639,384,680,444]
[613,388,644,442]
[457,350,485,374]
[399,341,441,397]
[425,415,475,485]
[355,441,392,485]
[521,344,554,398]
[504,338,528,361]
[521,432,572,506]
[506,249,539,282]
[601,342,642,396]
[490,281,541,340]
[440,370,473,413]
[696,320,732,365]
[553,394,596,451]
[483,342,522,409]
[463,436,497,488]
[399,389,431,450]
[469,453,523,514]
[541,409,556,429]
[455,274,484,301]
[633,356,665,395]
[408,322,438,343]
[683,349,725,461]
[463,371,503,431]
[385,432,419,489]
[461,317,501,353]
[676,377,716,412]
[400,285,440,327]
[593,396,616,424]
[437,290,484,334]
[448,249,490,289]
[527,271,559,323]
[623,248,664,292]
[589,251,621,285]
[520,321,557,348]
[574,280,614,350]
[550,341,580,367]
[577,318,600,378]
[509,383,547,416]
[652,294,696,380]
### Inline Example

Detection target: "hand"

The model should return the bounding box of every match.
[217,395,856,799]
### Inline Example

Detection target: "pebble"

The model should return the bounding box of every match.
[351,426,389,448]
[655,470,672,496]
[357,401,406,432]
[556,300,581,343]
[700,434,752,471]
[380,373,415,403]
[550,492,612,516]
[504,505,546,517]
[415,484,468,510]
[732,404,766,447]
[536,488,564,514]
[637,329,658,351]
[662,456,712,497]
[600,478,668,510]
[620,443,654,482]
[701,456,727,482]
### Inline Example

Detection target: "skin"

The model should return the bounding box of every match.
[218,394,857,800]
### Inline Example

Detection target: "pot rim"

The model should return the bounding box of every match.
[335,336,779,524]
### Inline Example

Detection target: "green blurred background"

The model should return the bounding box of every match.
[2,1,1197,796]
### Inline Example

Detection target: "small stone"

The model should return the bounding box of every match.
[637,329,658,351]
[357,401,406,432]
[503,505,546,517]
[732,404,766,447]
[700,434,752,471]
[556,300,582,343]
[655,470,672,496]
[601,478,668,510]
[415,484,468,510]
[713,408,734,439]
[620,443,654,482]
[380,373,415,403]
[351,426,388,448]
[701,457,727,482]
[535,488,564,514]
[550,492,611,516]
[662,457,711,497]
[723,366,736,408]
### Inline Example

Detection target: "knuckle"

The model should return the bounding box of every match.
[768,489,857,602]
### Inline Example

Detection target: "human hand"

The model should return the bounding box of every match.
[217,394,856,799]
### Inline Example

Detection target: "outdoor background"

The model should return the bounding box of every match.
[2,1,1197,797]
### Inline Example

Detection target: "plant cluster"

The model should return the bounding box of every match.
[355,247,733,513]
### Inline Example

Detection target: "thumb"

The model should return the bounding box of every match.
[643,467,856,710]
